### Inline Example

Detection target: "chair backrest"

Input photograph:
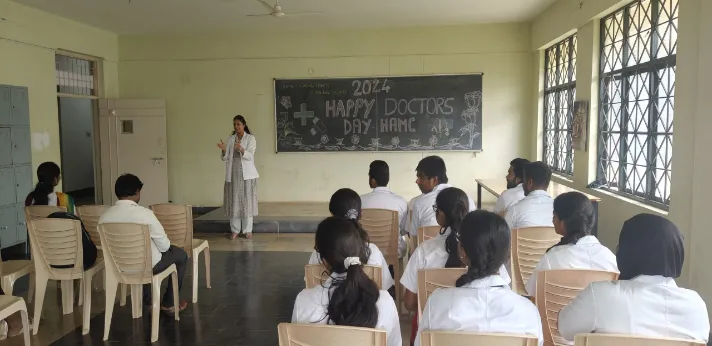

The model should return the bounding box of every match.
[360,209,398,263]
[417,268,467,318]
[76,205,111,249]
[420,331,539,346]
[536,270,619,346]
[150,204,193,253]
[573,334,706,346]
[98,223,154,285]
[277,323,386,346]
[416,226,442,247]
[25,206,67,220]
[510,227,559,295]
[26,218,84,279]
[304,264,383,290]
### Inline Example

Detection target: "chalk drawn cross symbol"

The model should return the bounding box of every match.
[294,103,314,126]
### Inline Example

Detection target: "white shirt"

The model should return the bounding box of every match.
[494,184,525,214]
[525,235,618,296]
[400,230,511,294]
[308,243,394,289]
[416,275,543,346]
[559,275,710,343]
[292,274,402,346]
[98,200,171,266]
[222,133,259,181]
[408,184,476,237]
[504,190,554,230]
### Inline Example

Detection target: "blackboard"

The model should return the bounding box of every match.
[274,74,483,152]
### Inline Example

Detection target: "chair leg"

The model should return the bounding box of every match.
[119,283,127,306]
[31,273,48,335]
[0,277,13,296]
[394,261,401,314]
[150,279,161,343]
[20,306,29,346]
[204,246,211,289]
[103,277,118,341]
[78,279,84,306]
[27,274,34,304]
[192,250,199,303]
[171,272,180,321]
[82,274,93,335]
[60,280,74,315]
[130,284,143,319]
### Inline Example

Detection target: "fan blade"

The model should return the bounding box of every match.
[246,13,274,17]
[256,0,275,12]
[284,12,322,16]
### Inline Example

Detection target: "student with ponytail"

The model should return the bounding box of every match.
[24,162,76,214]
[293,217,402,346]
[524,192,617,296]
[307,188,394,289]
[416,210,543,346]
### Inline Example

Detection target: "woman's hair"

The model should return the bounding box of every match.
[549,192,595,251]
[435,187,471,268]
[232,115,252,135]
[617,213,684,280]
[315,217,379,328]
[455,210,511,287]
[32,162,61,205]
[329,188,369,243]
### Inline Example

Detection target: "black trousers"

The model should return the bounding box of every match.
[144,245,188,307]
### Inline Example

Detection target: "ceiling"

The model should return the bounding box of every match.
[10,0,556,35]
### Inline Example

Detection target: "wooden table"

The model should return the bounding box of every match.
[475,179,602,236]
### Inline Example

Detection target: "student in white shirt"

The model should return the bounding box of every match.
[408,156,475,237]
[417,210,543,346]
[494,158,529,214]
[360,160,408,258]
[505,161,554,230]
[293,217,401,346]
[98,174,189,313]
[559,214,710,343]
[307,188,394,289]
[525,191,617,296]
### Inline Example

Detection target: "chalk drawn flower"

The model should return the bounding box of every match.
[320,135,329,144]
[391,137,400,147]
[294,137,303,145]
[409,139,420,146]
[371,138,380,147]
[336,138,344,145]
[280,96,292,109]
[448,138,460,146]
[351,134,360,145]
[429,135,438,147]
[464,91,482,110]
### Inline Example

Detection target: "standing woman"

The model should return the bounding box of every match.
[217,115,259,239]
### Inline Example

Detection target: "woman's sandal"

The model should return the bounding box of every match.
[160,301,188,315]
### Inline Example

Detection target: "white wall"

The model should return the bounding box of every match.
[58,97,95,192]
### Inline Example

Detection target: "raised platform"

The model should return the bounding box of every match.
[194,202,329,234]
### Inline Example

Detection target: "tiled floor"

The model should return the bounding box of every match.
[1,234,414,346]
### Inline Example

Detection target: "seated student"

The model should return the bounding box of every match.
[525,192,617,296]
[494,158,529,214]
[308,188,394,290]
[408,156,475,238]
[99,174,189,313]
[416,210,543,346]
[505,161,554,230]
[25,161,76,214]
[292,217,402,346]
[559,214,710,343]
[360,160,408,258]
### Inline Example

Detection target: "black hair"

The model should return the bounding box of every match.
[114,174,143,199]
[435,187,471,268]
[548,192,595,251]
[329,188,369,243]
[617,213,684,280]
[315,217,379,328]
[232,115,252,135]
[510,158,530,181]
[415,156,448,184]
[32,162,61,205]
[456,210,511,287]
[523,161,552,189]
[368,160,389,187]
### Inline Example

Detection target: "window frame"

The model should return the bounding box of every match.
[543,34,577,176]
[597,0,677,209]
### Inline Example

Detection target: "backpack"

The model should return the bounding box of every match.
[47,212,98,270]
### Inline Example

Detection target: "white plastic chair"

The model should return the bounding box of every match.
[0,296,30,346]
[420,330,538,346]
[98,222,180,342]
[0,258,34,303]
[573,333,706,346]
[278,323,386,346]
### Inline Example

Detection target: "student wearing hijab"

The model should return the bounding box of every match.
[559,214,710,342]
[525,192,617,296]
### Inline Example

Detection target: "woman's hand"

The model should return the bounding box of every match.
[236,142,245,154]
[217,140,227,151]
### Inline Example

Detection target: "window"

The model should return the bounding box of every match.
[55,54,97,97]
[543,34,577,176]
[598,0,677,208]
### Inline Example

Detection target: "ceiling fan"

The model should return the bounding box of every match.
[247,0,322,18]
